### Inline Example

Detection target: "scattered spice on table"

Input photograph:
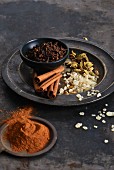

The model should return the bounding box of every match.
[74,103,114,144]
[4,107,50,153]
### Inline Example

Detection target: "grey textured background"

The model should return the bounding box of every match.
[0,0,114,170]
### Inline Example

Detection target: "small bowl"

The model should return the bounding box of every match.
[0,116,57,157]
[20,38,69,74]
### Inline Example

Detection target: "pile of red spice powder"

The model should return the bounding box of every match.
[4,106,50,153]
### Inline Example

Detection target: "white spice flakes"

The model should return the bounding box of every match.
[104,139,109,144]
[79,112,85,116]
[111,125,114,132]
[91,114,96,117]
[100,114,105,118]
[106,111,114,117]
[76,94,83,101]
[105,104,108,107]
[93,125,98,129]
[111,128,114,132]
[103,108,107,112]
[100,113,105,117]
[82,126,88,130]
[98,111,102,114]
[97,93,101,98]
[83,37,88,41]
[75,123,82,128]
[102,120,106,124]
[111,125,114,128]
[96,115,102,120]
[59,88,64,95]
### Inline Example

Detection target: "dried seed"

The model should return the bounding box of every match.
[106,111,114,117]
[75,123,83,128]
[83,37,88,41]
[79,112,85,116]
[82,126,88,130]
[104,139,109,143]
[102,120,106,124]
[91,114,96,117]
[93,125,98,128]
[97,93,101,98]
[96,115,102,120]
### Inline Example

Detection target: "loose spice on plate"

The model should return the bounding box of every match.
[4,107,50,153]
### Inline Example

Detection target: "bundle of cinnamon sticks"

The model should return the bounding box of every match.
[33,65,64,99]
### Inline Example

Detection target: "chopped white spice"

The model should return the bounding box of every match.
[91,114,96,117]
[79,112,85,116]
[64,86,67,90]
[94,125,98,128]
[111,125,114,132]
[75,123,82,128]
[82,126,88,130]
[101,114,105,118]
[106,111,114,117]
[59,88,64,94]
[111,128,114,132]
[102,120,106,124]
[87,91,92,96]
[76,94,83,101]
[96,115,102,120]
[103,108,107,112]
[63,73,67,77]
[105,104,108,107]
[100,113,103,117]
[104,139,109,143]
[97,93,101,97]
[111,125,114,128]
[83,37,88,41]
[69,89,73,93]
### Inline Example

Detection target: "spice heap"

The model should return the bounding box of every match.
[4,107,50,153]
[33,65,64,99]
[59,50,99,95]
[25,42,66,62]
[32,49,100,99]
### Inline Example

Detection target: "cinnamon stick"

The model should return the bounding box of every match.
[48,78,60,99]
[47,83,54,98]
[38,73,62,92]
[33,72,40,92]
[35,65,64,83]
[52,78,60,98]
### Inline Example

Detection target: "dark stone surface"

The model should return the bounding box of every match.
[0,0,114,169]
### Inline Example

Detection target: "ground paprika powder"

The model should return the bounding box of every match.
[4,106,50,153]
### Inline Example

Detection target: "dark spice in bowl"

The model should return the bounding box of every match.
[20,38,69,73]
[25,41,67,62]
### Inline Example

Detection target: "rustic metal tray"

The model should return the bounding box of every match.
[2,38,114,106]
[0,116,57,157]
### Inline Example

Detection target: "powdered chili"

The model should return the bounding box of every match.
[4,107,50,153]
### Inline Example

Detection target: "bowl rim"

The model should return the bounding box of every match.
[20,37,69,64]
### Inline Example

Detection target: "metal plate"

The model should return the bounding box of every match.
[2,38,114,106]
[0,116,57,157]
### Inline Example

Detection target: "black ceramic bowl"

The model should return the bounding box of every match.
[20,38,69,73]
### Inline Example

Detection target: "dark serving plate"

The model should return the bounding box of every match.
[1,38,114,106]
[0,116,57,157]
